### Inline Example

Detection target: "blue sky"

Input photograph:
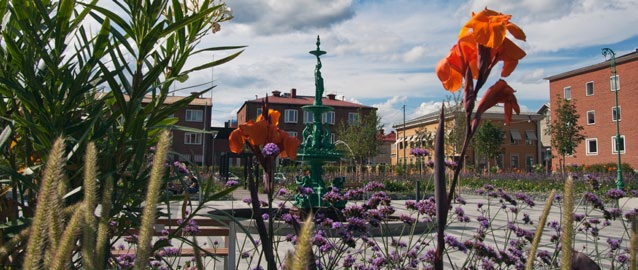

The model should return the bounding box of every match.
[170,0,638,130]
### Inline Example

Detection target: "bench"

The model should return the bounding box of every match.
[112,218,236,270]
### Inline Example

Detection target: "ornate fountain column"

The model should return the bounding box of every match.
[294,36,345,209]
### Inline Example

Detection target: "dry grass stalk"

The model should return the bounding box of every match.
[526,189,556,270]
[561,176,575,270]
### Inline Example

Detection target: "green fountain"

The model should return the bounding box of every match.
[293,36,345,209]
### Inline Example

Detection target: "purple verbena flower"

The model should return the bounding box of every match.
[606,188,625,200]
[261,143,280,157]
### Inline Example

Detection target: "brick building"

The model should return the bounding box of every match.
[161,95,213,166]
[392,106,543,172]
[545,49,638,169]
[236,88,377,143]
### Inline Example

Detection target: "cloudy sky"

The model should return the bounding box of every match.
[173,0,638,130]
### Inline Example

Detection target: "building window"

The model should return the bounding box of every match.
[526,156,534,172]
[610,75,620,91]
[193,154,203,163]
[612,135,626,154]
[322,111,335,125]
[510,129,521,144]
[525,130,537,145]
[185,109,203,122]
[348,112,359,124]
[586,138,598,155]
[612,106,621,122]
[304,111,314,124]
[510,155,519,169]
[585,81,594,96]
[586,110,595,125]
[284,109,298,123]
[256,108,262,117]
[564,86,571,100]
[184,132,202,145]
[287,131,298,138]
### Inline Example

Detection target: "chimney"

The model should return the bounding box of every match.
[272,90,281,97]
[291,88,297,98]
[327,93,336,100]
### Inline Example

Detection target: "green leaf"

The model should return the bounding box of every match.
[181,50,244,74]
[0,124,12,150]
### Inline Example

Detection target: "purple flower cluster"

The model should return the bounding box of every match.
[410,147,430,157]
[363,181,385,192]
[115,254,135,268]
[261,143,280,157]
[584,192,606,210]
[445,160,458,169]
[225,179,239,187]
[606,188,625,200]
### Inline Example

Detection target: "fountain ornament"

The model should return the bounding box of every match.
[294,36,346,209]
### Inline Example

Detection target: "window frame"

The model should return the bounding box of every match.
[348,112,359,124]
[586,138,598,155]
[303,111,314,124]
[610,75,620,91]
[612,106,621,122]
[564,86,572,100]
[185,109,203,122]
[586,110,595,125]
[284,109,298,123]
[611,135,626,154]
[256,108,262,118]
[510,154,519,169]
[287,131,298,138]
[585,81,594,96]
[322,111,335,125]
[184,132,203,145]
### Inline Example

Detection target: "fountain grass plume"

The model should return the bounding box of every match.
[526,189,556,270]
[561,176,575,270]
[51,203,86,270]
[290,215,314,270]
[133,130,171,270]
[24,137,66,269]
[82,142,98,269]
[95,176,114,270]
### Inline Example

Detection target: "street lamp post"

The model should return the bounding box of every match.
[602,48,623,190]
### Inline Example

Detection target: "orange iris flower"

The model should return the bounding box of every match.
[475,79,520,124]
[229,109,300,160]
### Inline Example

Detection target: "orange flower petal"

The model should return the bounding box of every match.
[241,119,269,146]
[283,135,300,160]
[506,23,526,41]
[229,129,246,154]
[476,80,520,124]
[436,57,463,92]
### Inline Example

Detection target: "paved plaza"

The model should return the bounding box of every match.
[147,188,637,270]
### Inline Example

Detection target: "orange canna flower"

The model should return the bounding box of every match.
[228,108,300,160]
[459,8,526,49]
[475,79,520,124]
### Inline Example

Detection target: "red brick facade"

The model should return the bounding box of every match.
[237,89,377,142]
[546,50,638,170]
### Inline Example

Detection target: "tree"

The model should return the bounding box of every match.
[546,96,585,175]
[336,110,382,179]
[474,120,505,172]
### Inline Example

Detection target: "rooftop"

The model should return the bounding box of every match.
[545,49,638,81]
